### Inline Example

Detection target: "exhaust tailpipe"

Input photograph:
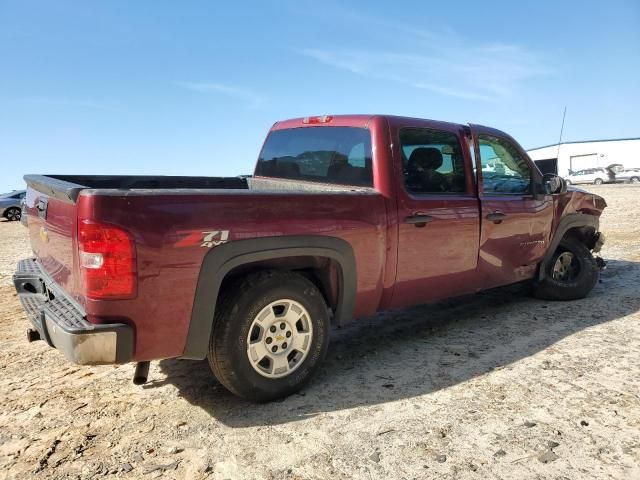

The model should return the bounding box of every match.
[133,361,150,385]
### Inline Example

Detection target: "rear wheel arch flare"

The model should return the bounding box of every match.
[218,256,342,318]
[182,236,357,360]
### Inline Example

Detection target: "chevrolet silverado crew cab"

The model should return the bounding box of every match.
[13,115,606,402]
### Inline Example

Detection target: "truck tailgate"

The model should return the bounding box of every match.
[25,186,80,301]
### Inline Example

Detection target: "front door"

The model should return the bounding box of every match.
[390,123,481,308]
[470,125,554,288]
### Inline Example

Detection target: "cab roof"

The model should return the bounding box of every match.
[270,114,509,138]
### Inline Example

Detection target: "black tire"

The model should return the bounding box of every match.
[534,237,599,300]
[207,270,330,402]
[593,178,603,185]
[565,179,572,186]
[630,176,640,184]
[4,207,21,221]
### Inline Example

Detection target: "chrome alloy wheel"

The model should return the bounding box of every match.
[552,251,578,282]
[246,299,313,378]
[6,208,20,221]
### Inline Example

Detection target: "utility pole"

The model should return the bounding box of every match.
[556,106,566,171]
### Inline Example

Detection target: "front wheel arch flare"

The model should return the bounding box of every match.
[538,213,599,281]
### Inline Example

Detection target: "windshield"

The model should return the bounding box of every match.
[255,127,373,187]
[0,191,25,199]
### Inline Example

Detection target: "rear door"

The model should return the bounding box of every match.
[470,125,554,288]
[389,121,481,308]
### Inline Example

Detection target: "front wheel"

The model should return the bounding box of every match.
[630,176,640,184]
[565,179,572,186]
[4,207,21,221]
[594,178,604,185]
[207,271,330,402]
[533,237,599,300]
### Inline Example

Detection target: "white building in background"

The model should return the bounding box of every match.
[527,137,640,177]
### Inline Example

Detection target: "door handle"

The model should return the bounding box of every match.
[486,212,506,223]
[405,214,434,227]
[36,198,48,219]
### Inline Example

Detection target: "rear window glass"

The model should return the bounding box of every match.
[256,127,373,187]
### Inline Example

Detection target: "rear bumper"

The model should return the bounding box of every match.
[13,258,133,365]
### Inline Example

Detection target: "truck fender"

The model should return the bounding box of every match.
[538,213,600,281]
[181,235,357,360]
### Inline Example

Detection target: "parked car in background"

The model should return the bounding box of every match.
[20,197,28,226]
[0,190,26,221]
[607,164,624,175]
[565,168,615,185]
[615,168,640,184]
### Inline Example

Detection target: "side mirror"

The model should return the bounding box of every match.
[543,173,567,194]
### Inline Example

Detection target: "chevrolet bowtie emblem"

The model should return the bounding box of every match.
[39,227,49,243]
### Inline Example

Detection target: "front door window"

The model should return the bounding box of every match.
[478,135,531,195]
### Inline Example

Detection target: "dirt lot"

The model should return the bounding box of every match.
[1,184,639,480]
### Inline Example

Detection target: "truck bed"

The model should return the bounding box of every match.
[25,174,373,203]
[22,173,388,361]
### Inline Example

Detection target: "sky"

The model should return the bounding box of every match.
[1,0,639,193]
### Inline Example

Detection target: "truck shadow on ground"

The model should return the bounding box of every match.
[150,258,640,427]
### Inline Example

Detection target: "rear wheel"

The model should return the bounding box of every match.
[565,179,572,186]
[593,178,604,185]
[4,207,21,221]
[534,237,599,300]
[207,270,330,402]
[630,176,640,184]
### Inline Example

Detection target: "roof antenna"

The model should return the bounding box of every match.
[556,106,566,164]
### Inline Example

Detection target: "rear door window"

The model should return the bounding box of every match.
[256,127,373,187]
[399,128,468,194]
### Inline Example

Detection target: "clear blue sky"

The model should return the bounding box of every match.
[1,0,639,193]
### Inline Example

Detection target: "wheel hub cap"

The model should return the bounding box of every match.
[552,251,575,281]
[246,299,313,378]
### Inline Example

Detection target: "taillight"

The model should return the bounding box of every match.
[78,220,136,299]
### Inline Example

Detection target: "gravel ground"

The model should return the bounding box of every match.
[1,184,639,479]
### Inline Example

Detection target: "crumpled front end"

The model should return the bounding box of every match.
[561,187,607,217]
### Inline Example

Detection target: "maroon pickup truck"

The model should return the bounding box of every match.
[13,114,606,402]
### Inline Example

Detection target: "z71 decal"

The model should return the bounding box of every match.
[175,230,230,248]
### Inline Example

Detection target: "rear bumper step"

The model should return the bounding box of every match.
[13,258,133,365]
